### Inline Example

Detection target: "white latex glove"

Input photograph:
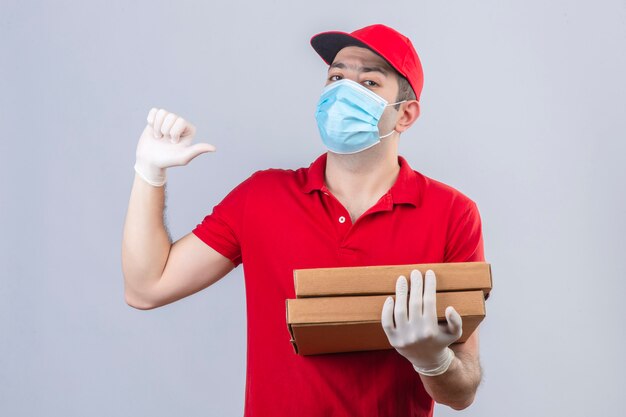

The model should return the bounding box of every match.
[381,269,463,376]
[134,107,216,187]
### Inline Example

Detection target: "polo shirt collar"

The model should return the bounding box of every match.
[301,153,421,207]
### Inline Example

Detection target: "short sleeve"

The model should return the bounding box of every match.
[192,174,256,268]
[443,200,485,263]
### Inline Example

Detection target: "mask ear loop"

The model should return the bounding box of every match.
[386,99,407,107]
[378,99,408,139]
[379,129,397,139]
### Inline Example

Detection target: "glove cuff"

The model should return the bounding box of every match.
[134,162,166,187]
[413,347,455,377]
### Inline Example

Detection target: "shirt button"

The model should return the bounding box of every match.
[338,216,346,224]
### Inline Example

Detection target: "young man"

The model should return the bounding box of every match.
[122,24,485,416]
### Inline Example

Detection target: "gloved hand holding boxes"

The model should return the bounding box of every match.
[286,262,492,355]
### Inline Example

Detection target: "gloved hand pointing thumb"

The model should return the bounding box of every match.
[134,108,216,187]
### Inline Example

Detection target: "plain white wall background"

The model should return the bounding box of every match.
[1,0,625,416]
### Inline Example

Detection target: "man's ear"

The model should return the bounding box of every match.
[395,100,420,133]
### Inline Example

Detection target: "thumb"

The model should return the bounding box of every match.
[182,142,216,162]
[444,306,463,340]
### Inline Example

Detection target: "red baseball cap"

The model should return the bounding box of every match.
[310,24,424,101]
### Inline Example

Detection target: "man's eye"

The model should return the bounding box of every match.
[329,75,342,81]
[363,80,378,87]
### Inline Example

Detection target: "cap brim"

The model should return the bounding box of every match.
[310,31,372,65]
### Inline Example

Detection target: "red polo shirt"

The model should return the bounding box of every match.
[192,152,485,417]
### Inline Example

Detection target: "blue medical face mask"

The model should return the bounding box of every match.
[314,79,406,154]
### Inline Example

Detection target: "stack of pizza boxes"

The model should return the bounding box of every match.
[286,262,492,355]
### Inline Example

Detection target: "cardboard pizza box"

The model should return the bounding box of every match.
[286,290,485,356]
[294,262,492,299]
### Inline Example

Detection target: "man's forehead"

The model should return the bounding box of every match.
[331,46,392,70]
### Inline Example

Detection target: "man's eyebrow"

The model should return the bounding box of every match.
[328,62,389,76]
[361,66,389,76]
[329,62,347,71]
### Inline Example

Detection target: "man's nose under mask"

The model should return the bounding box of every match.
[315,79,405,154]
